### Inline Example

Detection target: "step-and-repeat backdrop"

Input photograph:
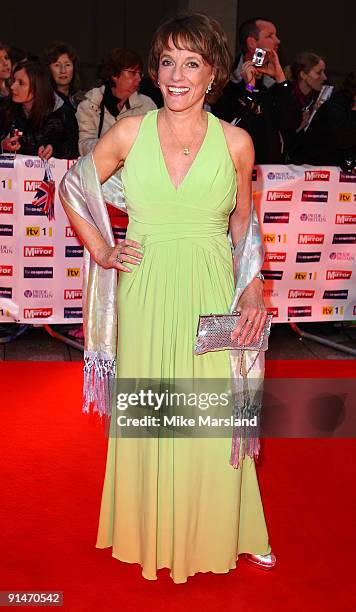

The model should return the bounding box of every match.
[0,155,355,323]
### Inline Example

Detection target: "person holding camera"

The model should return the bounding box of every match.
[229,18,281,88]
[211,17,301,163]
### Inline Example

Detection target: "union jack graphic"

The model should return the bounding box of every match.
[31,161,55,221]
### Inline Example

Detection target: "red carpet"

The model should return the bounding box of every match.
[0,361,355,611]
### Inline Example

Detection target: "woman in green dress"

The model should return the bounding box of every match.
[60,13,276,583]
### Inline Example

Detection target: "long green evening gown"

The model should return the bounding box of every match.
[96,110,270,583]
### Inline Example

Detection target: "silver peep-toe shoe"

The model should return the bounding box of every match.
[243,552,277,570]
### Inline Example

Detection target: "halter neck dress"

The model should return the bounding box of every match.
[96,110,270,583]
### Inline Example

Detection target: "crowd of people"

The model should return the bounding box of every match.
[0,42,158,160]
[1,11,354,584]
[0,14,355,344]
[0,16,355,167]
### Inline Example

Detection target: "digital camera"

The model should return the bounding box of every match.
[340,157,356,175]
[252,48,267,67]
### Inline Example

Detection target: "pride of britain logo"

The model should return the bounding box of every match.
[267,171,296,181]
[24,159,55,169]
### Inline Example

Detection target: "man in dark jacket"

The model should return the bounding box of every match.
[211,18,301,163]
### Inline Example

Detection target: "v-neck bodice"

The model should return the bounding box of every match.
[155,111,211,191]
[121,109,237,246]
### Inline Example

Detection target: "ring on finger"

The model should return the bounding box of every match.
[115,253,124,263]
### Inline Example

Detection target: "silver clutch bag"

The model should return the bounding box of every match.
[194,312,273,355]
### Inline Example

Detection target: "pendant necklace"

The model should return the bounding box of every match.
[162,112,206,156]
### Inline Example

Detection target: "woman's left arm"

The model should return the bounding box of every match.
[223,123,267,345]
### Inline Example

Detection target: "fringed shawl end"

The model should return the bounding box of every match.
[83,352,116,416]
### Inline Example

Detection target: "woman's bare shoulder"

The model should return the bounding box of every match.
[217,118,255,169]
[111,114,147,146]
[93,114,152,182]
[94,113,149,168]
[218,119,253,151]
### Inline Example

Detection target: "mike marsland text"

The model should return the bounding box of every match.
[116,415,258,428]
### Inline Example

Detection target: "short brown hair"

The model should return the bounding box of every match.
[238,18,273,54]
[147,12,232,98]
[43,41,78,66]
[100,48,143,86]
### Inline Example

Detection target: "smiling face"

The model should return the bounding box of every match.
[158,41,214,112]
[0,48,11,81]
[10,67,34,105]
[49,53,74,88]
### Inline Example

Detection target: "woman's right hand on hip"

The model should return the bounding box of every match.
[95,239,144,272]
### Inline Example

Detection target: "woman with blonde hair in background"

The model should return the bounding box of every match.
[284,51,331,159]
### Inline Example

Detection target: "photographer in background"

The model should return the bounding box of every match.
[211,17,301,163]
[229,18,281,88]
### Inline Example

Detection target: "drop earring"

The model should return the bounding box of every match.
[206,81,213,94]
